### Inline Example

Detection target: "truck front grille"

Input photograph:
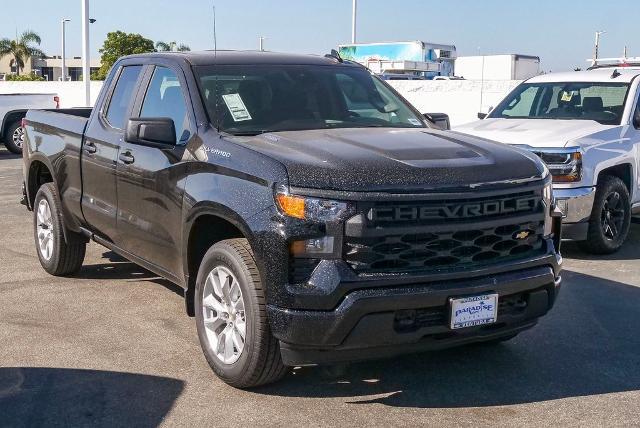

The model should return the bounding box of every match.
[343,185,546,275]
[345,221,544,274]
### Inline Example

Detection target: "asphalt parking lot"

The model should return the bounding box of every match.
[1,148,639,427]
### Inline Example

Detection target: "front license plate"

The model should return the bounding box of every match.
[450,294,498,329]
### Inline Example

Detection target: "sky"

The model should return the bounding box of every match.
[1,0,639,72]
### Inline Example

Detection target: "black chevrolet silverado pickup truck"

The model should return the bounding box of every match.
[22,51,562,388]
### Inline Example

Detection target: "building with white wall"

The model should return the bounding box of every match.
[0,56,100,81]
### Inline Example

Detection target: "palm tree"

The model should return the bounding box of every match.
[155,41,190,52]
[0,30,45,75]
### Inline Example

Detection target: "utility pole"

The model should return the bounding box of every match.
[351,0,357,43]
[592,30,606,66]
[81,0,91,106]
[259,36,265,51]
[61,19,70,81]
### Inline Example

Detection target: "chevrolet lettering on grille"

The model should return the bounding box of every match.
[368,196,540,222]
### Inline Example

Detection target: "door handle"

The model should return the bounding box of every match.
[84,142,97,154]
[119,152,135,164]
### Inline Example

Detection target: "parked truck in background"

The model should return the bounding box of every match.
[455,54,540,81]
[457,68,640,254]
[0,93,59,154]
[22,51,562,388]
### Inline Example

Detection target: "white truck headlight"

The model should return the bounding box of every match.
[534,149,582,183]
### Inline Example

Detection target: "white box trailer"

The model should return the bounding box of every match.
[455,54,540,80]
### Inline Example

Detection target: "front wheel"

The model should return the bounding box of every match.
[194,238,287,388]
[4,120,25,154]
[580,175,631,254]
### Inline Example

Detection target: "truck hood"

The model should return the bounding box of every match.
[455,118,616,148]
[230,128,544,192]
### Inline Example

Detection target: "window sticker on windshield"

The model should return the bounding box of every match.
[222,93,252,122]
[561,91,574,102]
[408,118,421,125]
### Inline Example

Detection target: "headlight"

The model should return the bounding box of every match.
[534,149,582,183]
[275,190,353,222]
[542,178,554,237]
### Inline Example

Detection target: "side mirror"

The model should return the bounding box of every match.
[125,117,176,148]
[477,112,487,119]
[423,112,450,130]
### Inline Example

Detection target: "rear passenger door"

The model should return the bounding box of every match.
[82,64,144,240]
[114,64,194,278]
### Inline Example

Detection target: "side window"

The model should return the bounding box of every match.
[105,65,143,129]
[140,67,189,142]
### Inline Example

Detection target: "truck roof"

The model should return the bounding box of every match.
[526,68,640,84]
[122,50,362,67]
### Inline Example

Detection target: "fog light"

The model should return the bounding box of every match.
[291,237,335,257]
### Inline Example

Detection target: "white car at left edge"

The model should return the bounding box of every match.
[456,68,640,254]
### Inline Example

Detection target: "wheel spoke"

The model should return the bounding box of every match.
[224,328,235,360]
[608,192,621,210]
[203,294,226,314]
[218,270,231,304]
[203,316,225,332]
[232,327,244,350]
[235,318,246,339]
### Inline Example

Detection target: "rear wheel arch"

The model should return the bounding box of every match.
[27,159,54,208]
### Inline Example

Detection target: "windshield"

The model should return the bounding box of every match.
[195,64,426,135]
[490,82,630,125]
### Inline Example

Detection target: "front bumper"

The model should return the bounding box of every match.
[554,186,595,240]
[270,247,562,366]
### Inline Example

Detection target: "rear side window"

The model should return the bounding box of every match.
[140,67,189,142]
[105,65,143,129]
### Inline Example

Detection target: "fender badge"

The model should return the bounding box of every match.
[514,230,531,240]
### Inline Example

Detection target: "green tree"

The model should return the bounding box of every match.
[93,31,155,80]
[155,41,190,52]
[0,30,45,76]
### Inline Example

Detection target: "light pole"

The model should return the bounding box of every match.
[81,0,90,106]
[351,0,357,43]
[61,18,71,81]
[259,36,266,51]
[592,30,606,66]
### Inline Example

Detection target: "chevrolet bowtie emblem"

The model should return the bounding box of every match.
[514,230,530,240]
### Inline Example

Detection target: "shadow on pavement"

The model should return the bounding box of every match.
[259,269,640,408]
[0,149,21,160]
[0,367,184,427]
[560,222,640,261]
[73,251,184,297]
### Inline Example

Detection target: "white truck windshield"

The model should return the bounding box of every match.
[490,82,630,125]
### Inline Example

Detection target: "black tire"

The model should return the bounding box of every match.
[194,238,287,388]
[580,175,631,255]
[33,183,86,275]
[4,120,24,154]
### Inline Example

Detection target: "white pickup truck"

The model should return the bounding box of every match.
[456,68,640,254]
[0,93,59,154]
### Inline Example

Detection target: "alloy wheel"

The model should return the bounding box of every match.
[600,191,625,240]
[12,126,25,149]
[36,199,54,261]
[201,266,247,364]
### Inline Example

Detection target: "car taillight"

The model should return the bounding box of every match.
[53,96,60,109]
[21,118,27,128]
